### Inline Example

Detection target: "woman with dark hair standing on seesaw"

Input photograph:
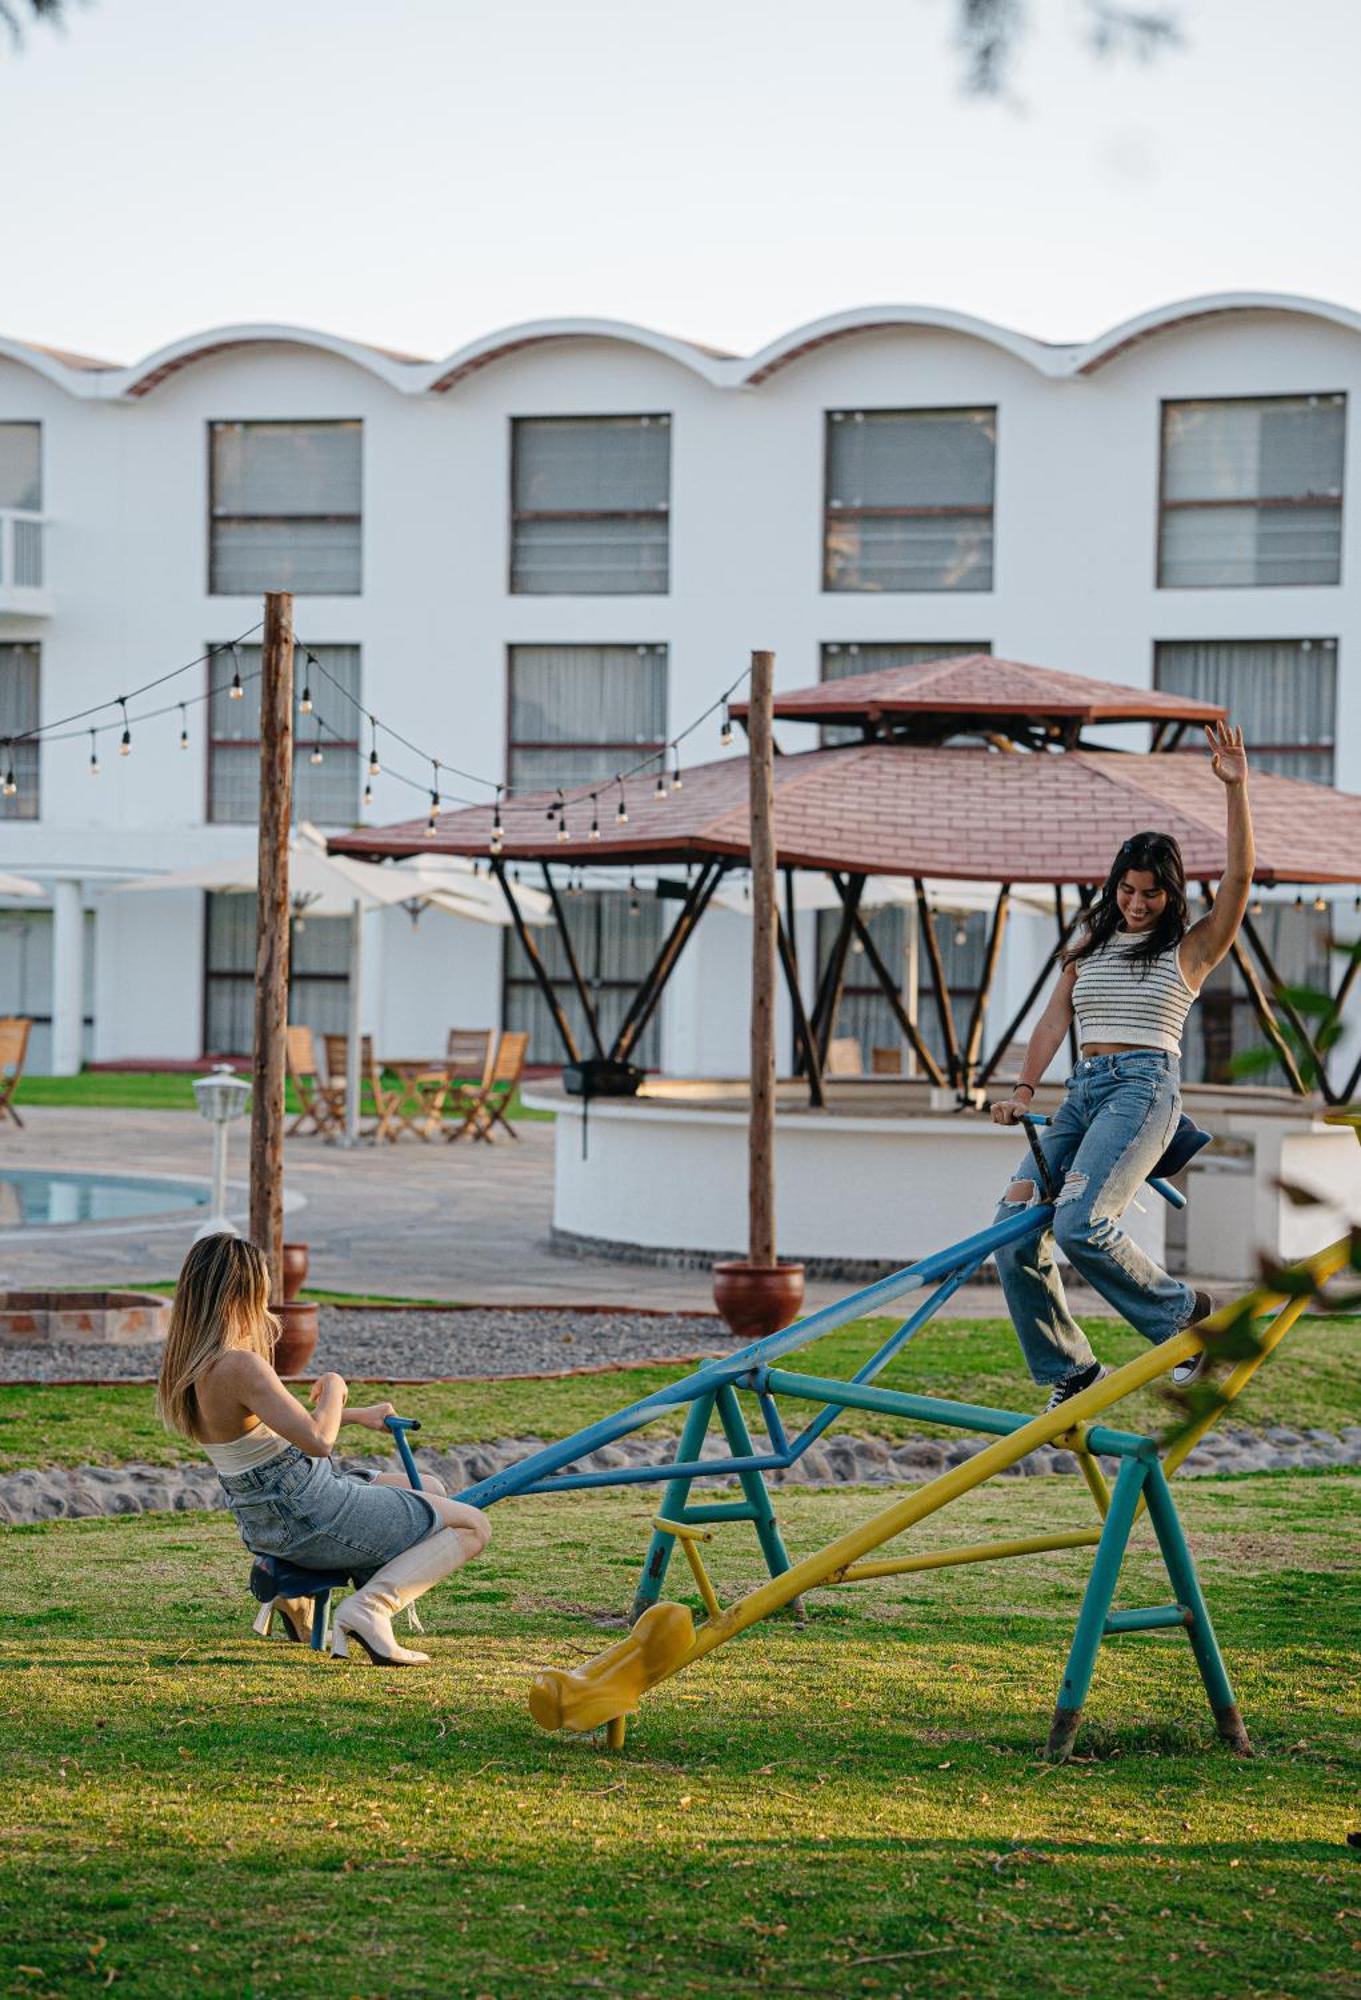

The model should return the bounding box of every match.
[990,720,1254,1411]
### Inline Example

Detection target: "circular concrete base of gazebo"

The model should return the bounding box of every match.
[525,1079,1361,1287]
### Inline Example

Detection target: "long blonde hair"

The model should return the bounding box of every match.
[157,1234,279,1439]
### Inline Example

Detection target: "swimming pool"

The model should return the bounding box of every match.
[0,1169,210,1228]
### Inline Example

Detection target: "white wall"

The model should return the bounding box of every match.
[2,303,1359,1071]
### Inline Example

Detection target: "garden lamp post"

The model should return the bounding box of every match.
[192,1063,252,1240]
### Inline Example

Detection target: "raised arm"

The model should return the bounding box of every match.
[1180,721,1254,991]
[990,961,1077,1124]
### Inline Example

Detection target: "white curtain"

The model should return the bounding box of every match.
[512,417,670,594]
[825,408,996,592]
[508,644,667,794]
[1160,396,1345,587]
[210,421,362,594]
[1154,638,1337,785]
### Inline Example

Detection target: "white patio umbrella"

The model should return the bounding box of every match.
[0,870,45,898]
[113,825,552,1144]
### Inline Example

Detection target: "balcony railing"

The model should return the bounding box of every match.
[0,510,52,617]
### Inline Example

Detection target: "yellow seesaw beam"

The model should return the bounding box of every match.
[527,1237,1352,1736]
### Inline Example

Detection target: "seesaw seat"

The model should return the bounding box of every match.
[528,1601,694,1734]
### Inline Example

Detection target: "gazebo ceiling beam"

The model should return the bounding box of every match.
[776,910,824,1108]
[540,863,606,1062]
[809,873,866,1067]
[611,859,726,1065]
[838,885,948,1091]
[962,885,1012,1097]
[915,876,962,1091]
[491,858,581,1065]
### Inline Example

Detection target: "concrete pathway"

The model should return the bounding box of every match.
[1,1104,1133,1318]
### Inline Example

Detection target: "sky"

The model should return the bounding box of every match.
[3,0,1359,363]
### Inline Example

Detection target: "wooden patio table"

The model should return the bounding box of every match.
[379,1058,453,1141]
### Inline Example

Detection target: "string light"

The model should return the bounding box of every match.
[310,725,324,766]
[88,730,100,777]
[367,722,380,780]
[363,779,373,809]
[589,794,601,841]
[228,646,244,701]
[178,704,189,751]
[118,698,131,757]
[671,755,683,792]
[616,780,629,827]
[2,744,15,798]
[720,703,733,749]
[299,653,315,716]
[1313,895,1328,913]
[490,785,504,856]
[426,763,442,836]
[654,763,667,801]
[628,868,640,918]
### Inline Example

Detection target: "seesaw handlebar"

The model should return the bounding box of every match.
[383,1413,424,1490]
[1017,1113,1187,1211]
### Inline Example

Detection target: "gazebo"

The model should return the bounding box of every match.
[333,656,1361,1109]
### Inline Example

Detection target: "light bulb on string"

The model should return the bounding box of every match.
[425,761,442,835]
[310,725,324,766]
[363,779,373,809]
[299,653,315,715]
[720,703,733,749]
[628,869,640,918]
[670,754,683,793]
[88,730,100,777]
[553,789,570,843]
[654,763,667,801]
[491,786,504,855]
[228,646,244,701]
[616,780,629,826]
[1,744,15,798]
[178,703,189,751]
[367,723,380,780]
[118,698,131,757]
[589,794,601,841]
[1313,895,1328,913]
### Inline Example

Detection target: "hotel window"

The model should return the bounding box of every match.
[820,640,990,744]
[207,642,362,823]
[824,408,996,592]
[510,415,670,594]
[0,423,41,510]
[0,642,39,820]
[204,893,351,1057]
[503,642,668,1063]
[209,420,362,594]
[1154,639,1337,785]
[506,643,668,792]
[1158,395,1345,588]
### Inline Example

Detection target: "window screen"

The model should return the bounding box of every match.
[1154,638,1337,784]
[210,420,362,594]
[0,424,41,511]
[825,408,996,592]
[511,416,670,594]
[1159,396,1345,587]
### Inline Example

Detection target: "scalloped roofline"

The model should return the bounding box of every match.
[2,294,1359,399]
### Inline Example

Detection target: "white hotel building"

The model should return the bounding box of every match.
[1,295,1358,1083]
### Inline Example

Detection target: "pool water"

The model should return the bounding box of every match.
[0,1170,210,1228]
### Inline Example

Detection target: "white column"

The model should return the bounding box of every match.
[50,878,85,1077]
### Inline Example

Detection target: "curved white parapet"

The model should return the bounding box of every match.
[528,1090,1169,1274]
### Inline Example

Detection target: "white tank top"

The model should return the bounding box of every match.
[201,1423,289,1474]
[1071,930,1196,1055]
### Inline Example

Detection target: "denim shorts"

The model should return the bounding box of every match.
[217,1445,438,1571]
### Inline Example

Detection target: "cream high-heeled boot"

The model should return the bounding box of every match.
[251,1595,314,1643]
[330,1529,469,1665]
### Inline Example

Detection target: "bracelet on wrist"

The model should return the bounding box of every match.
[1015,1083,1035,1099]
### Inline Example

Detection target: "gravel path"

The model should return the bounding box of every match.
[0,1306,741,1384]
[4,1423,1360,1526]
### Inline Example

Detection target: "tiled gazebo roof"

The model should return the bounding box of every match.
[332,743,1361,887]
[727,654,1226,732]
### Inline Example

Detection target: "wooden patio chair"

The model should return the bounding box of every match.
[323,1032,398,1142]
[452,1029,529,1143]
[442,1029,496,1142]
[0,1017,32,1129]
[286,1024,343,1138]
[826,1036,864,1077]
[870,1045,903,1075]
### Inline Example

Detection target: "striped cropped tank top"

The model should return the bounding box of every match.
[1071,930,1196,1055]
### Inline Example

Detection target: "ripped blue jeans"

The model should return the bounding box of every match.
[992,1051,1197,1387]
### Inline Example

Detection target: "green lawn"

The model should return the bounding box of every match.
[13,1070,553,1121]
[1,1474,1357,1998]
[3,1313,1355,1475]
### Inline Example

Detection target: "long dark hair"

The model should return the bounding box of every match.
[1064,830,1189,972]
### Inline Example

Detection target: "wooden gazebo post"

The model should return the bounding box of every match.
[712,651,806,1339]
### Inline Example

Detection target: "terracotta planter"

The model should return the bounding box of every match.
[271,1299,319,1378]
[712,1261,806,1342]
[281,1242,310,1303]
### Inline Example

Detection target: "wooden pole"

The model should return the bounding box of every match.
[748,650,777,1269]
[249,591,294,1298]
